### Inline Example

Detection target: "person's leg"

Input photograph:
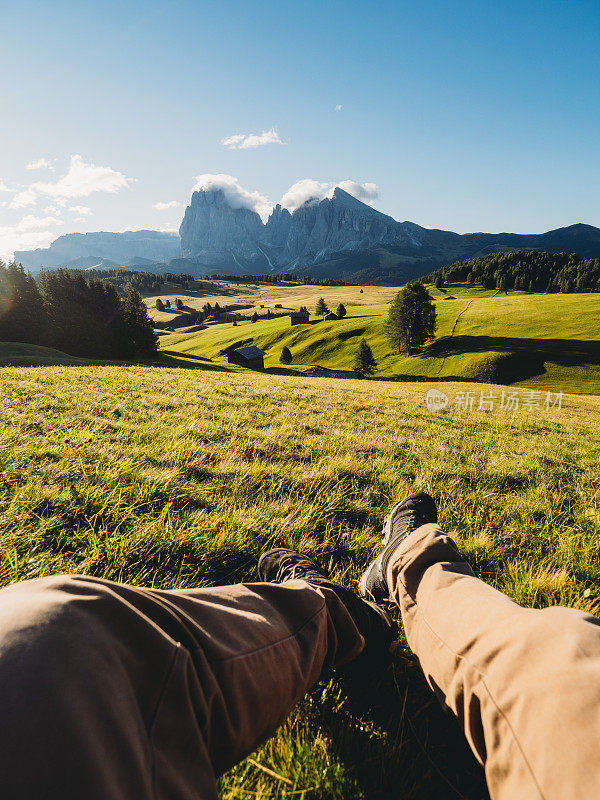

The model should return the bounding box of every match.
[361,493,600,800]
[0,565,389,799]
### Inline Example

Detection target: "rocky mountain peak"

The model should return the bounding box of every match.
[265,204,292,247]
[179,189,264,260]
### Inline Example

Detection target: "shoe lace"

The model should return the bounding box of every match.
[393,505,428,538]
[275,554,324,584]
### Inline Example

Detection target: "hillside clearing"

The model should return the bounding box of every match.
[1,365,599,798]
[157,289,600,394]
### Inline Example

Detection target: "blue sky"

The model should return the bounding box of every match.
[1,0,599,258]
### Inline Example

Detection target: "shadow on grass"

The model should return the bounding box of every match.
[153,352,231,372]
[319,650,489,799]
[339,327,366,341]
[424,335,600,366]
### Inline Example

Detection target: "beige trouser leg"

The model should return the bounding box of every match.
[0,574,363,799]
[387,523,600,800]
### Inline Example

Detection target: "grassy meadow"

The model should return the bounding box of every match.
[1,364,600,798]
[154,282,600,394]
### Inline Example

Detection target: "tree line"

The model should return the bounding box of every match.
[425,250,600,293]
[71,269,193,295]
[0,262,158,360]
[208,273,351,286]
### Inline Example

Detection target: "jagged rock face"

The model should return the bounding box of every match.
[179,190,265,264]
[282,201,319,262]
[264,204,292,248]
[179,186,414,271]
[15,230,180,270]
[292,188,413,263]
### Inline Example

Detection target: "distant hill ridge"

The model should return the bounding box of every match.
[14,230,180,271]
[13,189,600,285]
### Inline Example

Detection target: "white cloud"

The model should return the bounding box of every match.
[0,180,14,193]
[280,179,379,211]
[154,225,180,233]
[0,214,64,261]
[119,225,180,234]
[190,174,379,221]
[222,127,285,150]
[193,173,272,220]
[25,157,56,171]
[15,214,63,232]
[280,179,332,211]
[153,200,181,211]
[10,154,134,209]
[335,104,343,111]
[0,229,57,262]
[336,180,379,203]
[9,187,41,209]
[68,205,93,216]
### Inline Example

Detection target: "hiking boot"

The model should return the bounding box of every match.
[358,492,438,604]
[258,547,395,661]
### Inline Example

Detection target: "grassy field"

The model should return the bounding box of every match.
[155,284,600,394]
[1,365,600,798]
[146,282,399,326]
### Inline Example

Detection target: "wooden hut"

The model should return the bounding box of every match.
[290,311,310,326]
[227,346,265,370]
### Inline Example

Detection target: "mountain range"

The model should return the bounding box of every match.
[14,230,180,271]
[14,189,600,284]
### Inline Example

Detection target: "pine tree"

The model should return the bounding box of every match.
[280,346,292,365]
[386,283,436,355]
[155,298,165,311]
[39,269,118,358]
[315,297,329,315]
[118,284,158,359]
[0,262,47,345]
[354,338,377,377]
[175,298,183,310]
[336,303,347,318]
[251,312,258,323]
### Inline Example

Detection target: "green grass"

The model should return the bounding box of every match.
[0,342,102,366]
[1,365,600,798]
[157,288,600,394]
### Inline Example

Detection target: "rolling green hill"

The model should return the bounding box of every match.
[0,342,100,367]
[159,289,600,395]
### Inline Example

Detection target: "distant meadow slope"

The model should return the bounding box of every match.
[152,285,600,395]
[0,366,599,799]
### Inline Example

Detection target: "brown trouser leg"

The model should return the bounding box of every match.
[388,523,600,800]
[0,574,363,799]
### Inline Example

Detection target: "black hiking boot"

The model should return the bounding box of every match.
[258,547,395,664]
[358,492,438,604]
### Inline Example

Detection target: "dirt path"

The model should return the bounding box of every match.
[450,300,472,336]
[435,300,473,375]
